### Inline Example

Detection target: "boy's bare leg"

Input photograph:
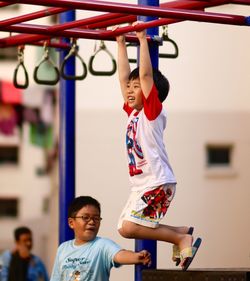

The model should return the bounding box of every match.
[119,221,193,251]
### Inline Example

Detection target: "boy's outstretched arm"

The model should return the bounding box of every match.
[116,33,130,102]
[114,249,151,267]
[134,22,154,99]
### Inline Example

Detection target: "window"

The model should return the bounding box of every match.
[207,145,232,166]
[0,146,19,165]
[205,144,237,178]
[206,145,232,166]
[0,198,18,218]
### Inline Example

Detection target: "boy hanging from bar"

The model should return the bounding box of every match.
[115,22,202,271]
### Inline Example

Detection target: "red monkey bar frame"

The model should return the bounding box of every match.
[0,0,250,48]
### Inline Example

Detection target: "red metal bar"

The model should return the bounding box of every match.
[0,32,71,48]
[0,7,70,27]
[0,1,13,7]
[84,15,135,29]
[0,23,141,40]
[0,34,49,47]
[0,33,138,47]
[107,18,180,35]
[0,12,132,47]
[2,0,247,25]
[0,0,237,35]
[0,9,242,45]
[86,0,229,29]
[0,11,129,47]
[0,0,231,31]
[0,1,131,30]
[48,13,127,32]
[0,0,248,48]
[230,0,250,4]
[0,1,248,41]
[0,20,179,46]
[0,7,127,29]
[161,0,229,9]
[0,0,189,31]
[28,40,70,48]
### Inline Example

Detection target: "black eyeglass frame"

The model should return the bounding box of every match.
[72,215,102,223]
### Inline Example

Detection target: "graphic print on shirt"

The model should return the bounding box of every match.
[72,270,80,281]
[126,115,145,177]
[62,257,93,281]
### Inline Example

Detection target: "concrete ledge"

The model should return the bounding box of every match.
[142,269,250,281]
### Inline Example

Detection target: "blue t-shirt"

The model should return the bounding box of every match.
[50,237,122,281]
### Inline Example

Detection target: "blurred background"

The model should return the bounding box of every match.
[0,1,250,280]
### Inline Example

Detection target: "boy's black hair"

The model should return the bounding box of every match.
[68,196,101,218]
[129,67,170,103]
[14,226,32,241]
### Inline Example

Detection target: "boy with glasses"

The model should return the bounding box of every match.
[50,196,151,281]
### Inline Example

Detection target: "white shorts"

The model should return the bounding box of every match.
[118,184,176,229]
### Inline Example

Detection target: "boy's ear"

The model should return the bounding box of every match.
[68,217,74,229]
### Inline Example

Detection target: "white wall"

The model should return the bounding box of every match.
[164,4,250,112]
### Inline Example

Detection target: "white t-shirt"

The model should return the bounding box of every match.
[50,237,122,281]
[123,84,176,191]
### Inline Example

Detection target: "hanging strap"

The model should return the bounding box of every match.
[13,45,29,89]
[88,40,117,76]
[60,39,87,80]
[159,26,179,59]
[33,41,60,85]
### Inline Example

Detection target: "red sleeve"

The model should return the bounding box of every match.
[123,103,134,117]
[142,84,162,121]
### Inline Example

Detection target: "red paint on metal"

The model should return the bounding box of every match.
[0,2,13,7]
[0,0,248,47]
[1,0,245,25]
[0,7,69,27]
[230,0,250,4]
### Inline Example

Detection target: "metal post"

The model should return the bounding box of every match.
[59,10,76,244]
[138,0,159,68]
[135,2,158,281]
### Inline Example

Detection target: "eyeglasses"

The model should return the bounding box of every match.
[72,215,102,223]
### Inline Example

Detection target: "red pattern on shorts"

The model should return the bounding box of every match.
[141,186,172,220]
